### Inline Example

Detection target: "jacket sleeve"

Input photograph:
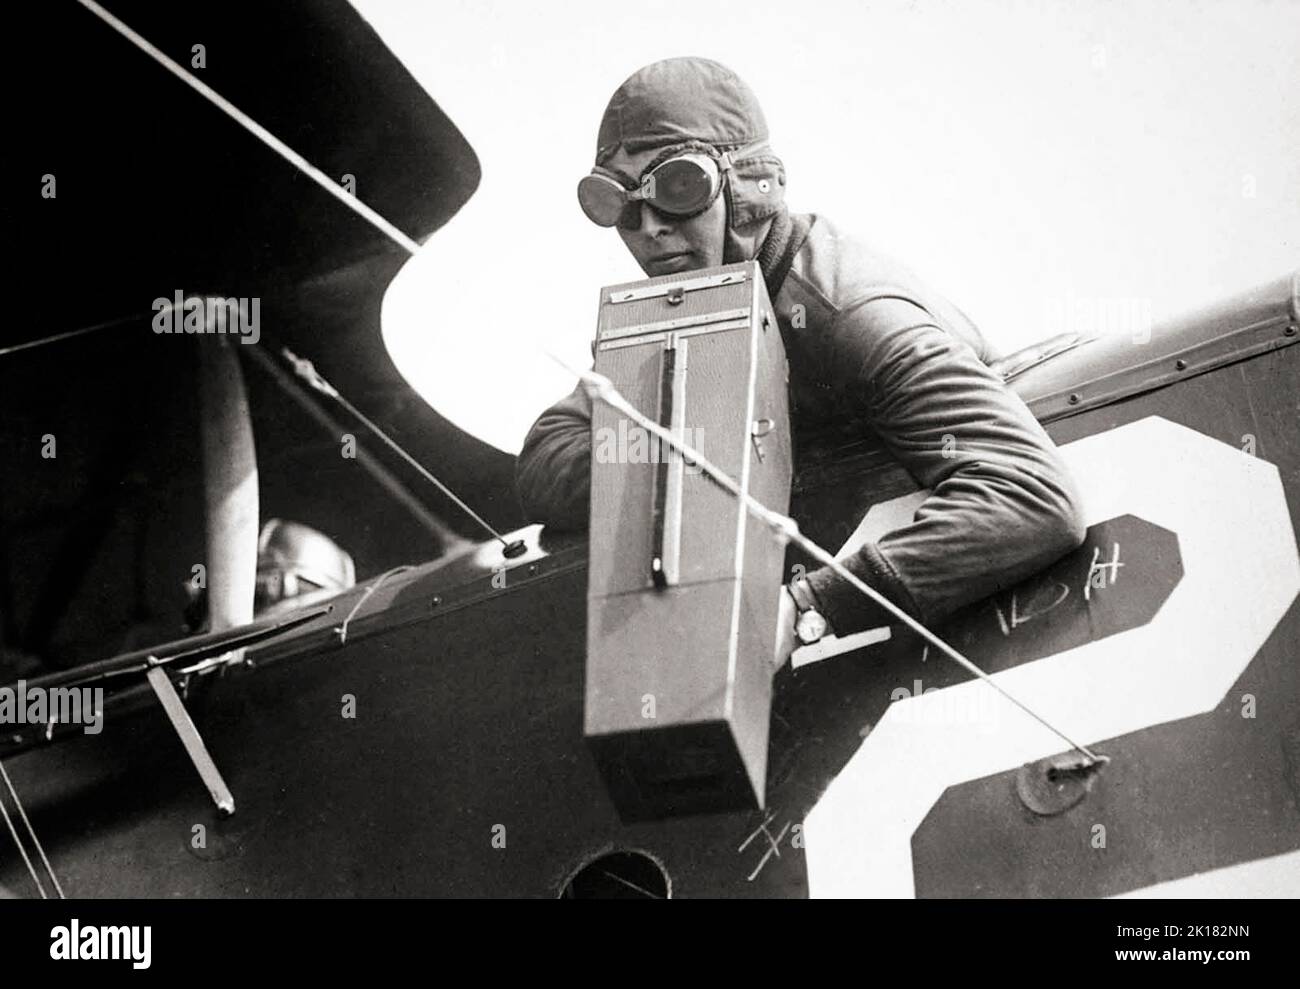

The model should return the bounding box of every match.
[802,297,1087,634]
[515,380,594,531]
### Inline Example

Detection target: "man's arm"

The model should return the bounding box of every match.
[802,297,1087,634]
[515,381,594,531]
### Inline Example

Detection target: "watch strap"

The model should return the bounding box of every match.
[788,574,820,614]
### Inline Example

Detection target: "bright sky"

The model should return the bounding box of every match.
[361,0,1300,454]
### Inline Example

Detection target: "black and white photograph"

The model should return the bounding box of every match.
[3,0,1298,961]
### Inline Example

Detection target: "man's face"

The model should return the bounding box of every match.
[602,145,728,277]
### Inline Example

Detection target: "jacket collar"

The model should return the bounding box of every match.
[756,208,813,300]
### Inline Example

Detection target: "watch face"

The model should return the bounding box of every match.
[796,610,828,645]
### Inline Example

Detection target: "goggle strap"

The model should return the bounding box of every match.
[718,138,771,172]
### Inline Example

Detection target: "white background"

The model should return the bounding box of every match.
[360,0,1300,453]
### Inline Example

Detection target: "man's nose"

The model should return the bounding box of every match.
[636,202,674,238]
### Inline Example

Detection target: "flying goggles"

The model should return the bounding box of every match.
[577,141,768,230]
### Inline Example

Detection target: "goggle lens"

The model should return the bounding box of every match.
[577,173,632,227]
[577,153,721,229]
[647,155,717,215]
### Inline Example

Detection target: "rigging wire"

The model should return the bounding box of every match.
[73,0,526,559]
[0,774,44,898]
[0,312,141,358]
[281,350,525,557]
[0,759,65,898]
[334,565,415,644]
[74,0,422,256]
[72,0,1106,766]
[556,360,1106,765]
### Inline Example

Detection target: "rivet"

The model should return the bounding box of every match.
[1286,324,1297,336]
[431,596,442,608]
[527,563,539,575]
[666,287,685,306]
[757,179,771,194]
[1175,359,1187,370]
[1068,393,1081,405]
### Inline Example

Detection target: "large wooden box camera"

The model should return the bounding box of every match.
[584,261,792,819]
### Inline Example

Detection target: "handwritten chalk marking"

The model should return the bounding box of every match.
[1085,542,1124,600]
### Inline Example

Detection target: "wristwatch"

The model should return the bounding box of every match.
[788,574,830,646]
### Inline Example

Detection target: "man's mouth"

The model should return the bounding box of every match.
[647,251,693,271]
